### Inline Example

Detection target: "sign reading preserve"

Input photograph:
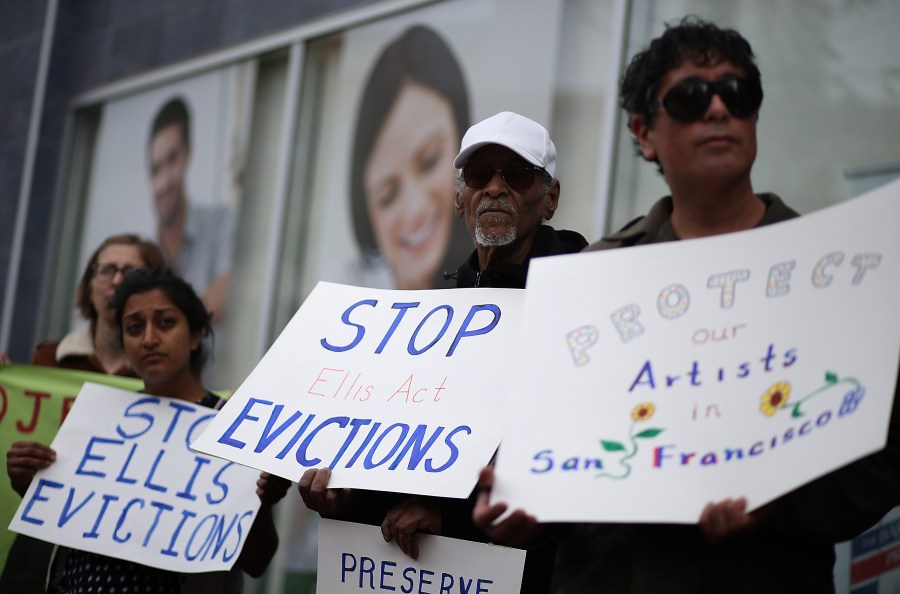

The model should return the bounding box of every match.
[317,518,526,594]
[493,180,900,523]
[9,383,261,572]
[193,284,523,498]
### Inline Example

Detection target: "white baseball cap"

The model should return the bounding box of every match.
[453,111,557,177]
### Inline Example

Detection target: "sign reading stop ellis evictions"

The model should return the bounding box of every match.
[9,383,261,572]
[193,283,523,498]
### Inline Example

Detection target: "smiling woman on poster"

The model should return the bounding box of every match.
[350,25,473,290]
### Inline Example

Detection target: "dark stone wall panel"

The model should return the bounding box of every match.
[108,15,165,79]
[160,2,225,64]
[0,0,49,48]
[0,39,40,144]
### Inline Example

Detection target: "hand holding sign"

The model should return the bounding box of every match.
[380,495,441,560]
[256,472,291,507]
[473,466,540,548]
[6,441,56,497]
[697,497,756,543]
[297,468,356,518]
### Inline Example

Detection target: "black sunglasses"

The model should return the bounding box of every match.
[92,263,144,281]
[656,76,762,123]
[462,163,544,192]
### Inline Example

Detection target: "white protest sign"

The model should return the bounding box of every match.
[9,383,261,573]
[193,283,522,498]
[493,181,900,523]
[317,518,526,594]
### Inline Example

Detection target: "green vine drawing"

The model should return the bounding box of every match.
[596,403,664,479]
[760,371,863,419]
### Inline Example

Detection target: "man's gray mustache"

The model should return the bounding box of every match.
[476,199,517,217]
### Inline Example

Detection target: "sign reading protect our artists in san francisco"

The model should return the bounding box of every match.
[193,283,522,498]
[9,383,261,572]
[493,180,900,523]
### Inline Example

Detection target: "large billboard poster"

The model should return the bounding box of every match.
[79,64,255,338]
[294,0,564,296]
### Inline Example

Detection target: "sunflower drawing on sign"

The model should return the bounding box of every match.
[760,372,864,419]
[597,402,664,479]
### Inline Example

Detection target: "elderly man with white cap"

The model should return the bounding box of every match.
[298,112,584,594]
[448,111,587,288]
[375,112,586,593]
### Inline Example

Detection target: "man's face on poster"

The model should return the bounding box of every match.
[149,123,190,227]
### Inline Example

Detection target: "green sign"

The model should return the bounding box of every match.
[0,364,142,570]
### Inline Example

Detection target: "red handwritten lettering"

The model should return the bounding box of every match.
[17,390,50,433]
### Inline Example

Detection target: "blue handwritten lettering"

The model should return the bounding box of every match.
[76,436,125,478]
[446,305,500,357]
[115,443,140,485]
[381,560,397,591]
[365,424,410,469]
[144,449,168,493]
[185,413,215,447]
[346,422,382,468]
[117,397,159,439]
[425,425,471,472]
[185,513,218,561]
[276,413,315,460]
[160,508,196,557]
[113,498,145,543]
[322,299,378,352]
[376,303,420,354]
[389,425,445,470]
[163,400,196,443]
[255,404,304,453]
[20,478,63,525]
[329,418,373,468]
[59,486,94,527]
[402,567,416,594]
[143,501,173,546]
[82,493,118,539]
[225,510,254,562]
[297,416,350,466]
[218,397,272,449]
[408,306,453,355]
[175,457,210,501]
[207,462,233,504]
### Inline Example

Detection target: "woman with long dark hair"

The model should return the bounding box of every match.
[350,25,472,289]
